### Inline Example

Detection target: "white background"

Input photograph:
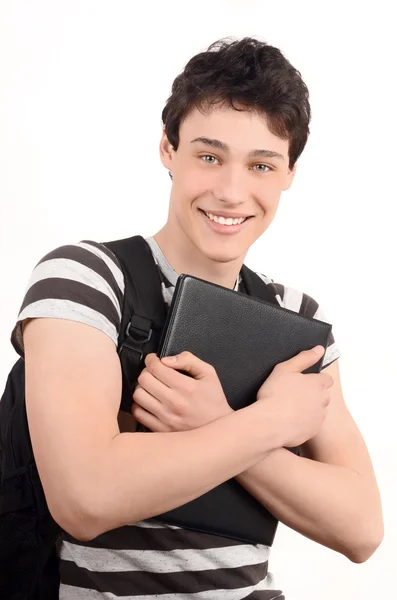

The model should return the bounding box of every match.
[0,1,395,598]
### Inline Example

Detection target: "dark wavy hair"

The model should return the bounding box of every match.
[161,37,311,170]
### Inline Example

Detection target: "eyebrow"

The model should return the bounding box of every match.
[190,136,285,161]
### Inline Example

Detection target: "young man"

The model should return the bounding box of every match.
[13,38,383,599]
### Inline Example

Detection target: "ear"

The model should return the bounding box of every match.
[159,128,174,171]
[283,161,298,191]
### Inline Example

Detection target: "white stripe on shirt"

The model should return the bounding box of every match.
[25,258,122,320]
[59,540,270,573]
[77,242,125,294]
[17,299,119,346]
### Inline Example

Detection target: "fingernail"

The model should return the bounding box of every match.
[162,355,177,363]
[313,345,325,355]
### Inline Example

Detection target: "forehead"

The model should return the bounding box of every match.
[178,104,289,158]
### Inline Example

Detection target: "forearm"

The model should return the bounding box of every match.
[235,448,383,562]
[89,404,281,538]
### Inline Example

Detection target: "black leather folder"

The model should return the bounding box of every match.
[147,274,333,546]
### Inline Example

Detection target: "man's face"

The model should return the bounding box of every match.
[160,104,296,264]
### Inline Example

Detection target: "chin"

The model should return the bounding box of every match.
[197,242,244,265]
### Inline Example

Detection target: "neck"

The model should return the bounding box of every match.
[153,225,245,290]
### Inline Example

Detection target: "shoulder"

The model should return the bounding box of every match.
[11,240,126,356]
[254,271,341,370]
[253,271,327,319]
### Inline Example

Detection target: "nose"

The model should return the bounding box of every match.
[212,166,246,206]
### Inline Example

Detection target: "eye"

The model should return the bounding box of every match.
[200,155,219,165]
[252,164,272,173]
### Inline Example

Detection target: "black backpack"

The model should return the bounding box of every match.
[0,235,282,599]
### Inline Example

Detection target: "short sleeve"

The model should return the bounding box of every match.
[11,240,125,357]
[306,300,341,369]
[267,279,341,369]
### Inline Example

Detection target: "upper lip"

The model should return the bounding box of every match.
[200,209,253,219]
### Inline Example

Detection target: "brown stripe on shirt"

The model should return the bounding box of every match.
[35,244,123,307]
[63,523,248,552]
[19,278,120,330]
[83,239,124,273]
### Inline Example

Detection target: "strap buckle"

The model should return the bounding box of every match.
[118,314,152,363]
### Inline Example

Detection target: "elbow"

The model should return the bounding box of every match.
[345,520,384,564]
[52,506,99,542]
[347,542,381,564]
[49,494,103,542]
[49,491,138,542]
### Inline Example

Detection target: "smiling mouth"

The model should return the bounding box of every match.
[199,209,253,226]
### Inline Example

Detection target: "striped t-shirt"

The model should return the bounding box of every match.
[11,236,341,600]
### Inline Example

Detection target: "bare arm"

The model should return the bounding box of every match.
[24,318,282,541]
[235,360,384,563]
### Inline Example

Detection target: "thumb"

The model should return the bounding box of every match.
[161,351,210,379]
[284,345,325,373]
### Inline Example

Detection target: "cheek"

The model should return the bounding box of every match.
[261,199,280,224]
[255,178,283,209]
[172,178,207,213]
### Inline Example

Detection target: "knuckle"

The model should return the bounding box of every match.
[168,412,181,430]
[320,373,333,388]
[144,353,155,367]
[183,379,196,394]
[206,363,216,375]
[173,403,184,418]
[138,370,149,387]
[170,397,185,417]
[147,360,161,379]
[131,404,143,418]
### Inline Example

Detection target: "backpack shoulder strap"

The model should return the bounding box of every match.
[240,264,281,307]
[103,235,167,411]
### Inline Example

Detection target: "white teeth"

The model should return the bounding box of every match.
[205,212,247,226]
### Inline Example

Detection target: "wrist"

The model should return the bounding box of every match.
[238,401,285,454]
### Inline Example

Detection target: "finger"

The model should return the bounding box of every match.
[143,354,185,388]
[279,346,326,373]
[131,403,169,433]
[133,383,163,416]
[144,353,160,369]
[161,351,214,380]
[137,368,174,401]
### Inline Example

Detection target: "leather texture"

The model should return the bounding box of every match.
[152,274,332,546]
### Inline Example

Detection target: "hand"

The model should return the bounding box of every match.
[131,352,233,432]
[256,346,334,448]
